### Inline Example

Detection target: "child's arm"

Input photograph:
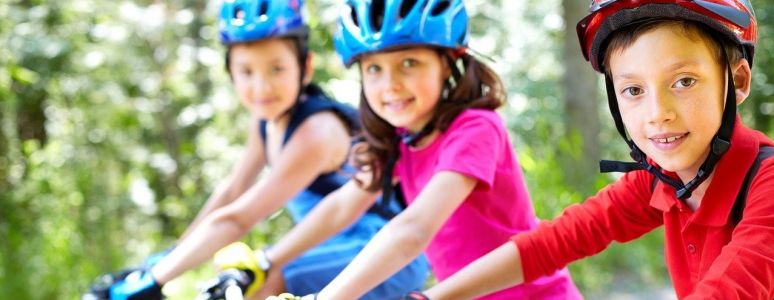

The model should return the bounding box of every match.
[149,112,351,284]
[266,179,380,268]
[425,170,664,299]
[316,171,477,300]
[179,117,266,241]
[425,242,523,300]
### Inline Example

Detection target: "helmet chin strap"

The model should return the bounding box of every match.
[600,47,736,200]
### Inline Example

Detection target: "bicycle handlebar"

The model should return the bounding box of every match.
[83,268,254,300]
[197,268,254,300]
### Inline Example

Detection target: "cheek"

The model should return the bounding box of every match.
[363,92,383,114]
[420,74,445,99]
[696,105,723,130]
[681,92,722,123]
[280,77,300,95]
[232,80,249,97]
[420,81,441,97]
[285,67,303,83]
[361,80,379,102]
[365,94,381,112]
[616,102,642,134]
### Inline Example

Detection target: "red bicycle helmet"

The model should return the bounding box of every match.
[577,0,756,72]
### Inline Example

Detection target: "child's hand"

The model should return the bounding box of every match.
[402,291,430,299]
[265,292,316,300]
[108,269,163,300]
[213,242,270,297]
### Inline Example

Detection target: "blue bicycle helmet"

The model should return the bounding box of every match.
[334,0,469,67]
[219,0,309,44]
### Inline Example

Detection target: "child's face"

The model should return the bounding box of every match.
[608,25,728,177]
[359,47,449,133]
[229,38,303,120]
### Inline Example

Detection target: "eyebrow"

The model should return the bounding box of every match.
[664,59,700,72]
[613,59,700,80]
[235,57,288,65]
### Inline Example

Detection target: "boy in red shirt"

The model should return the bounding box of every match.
[409,0,774,299]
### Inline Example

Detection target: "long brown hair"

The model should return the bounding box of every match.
[352,49,506,191]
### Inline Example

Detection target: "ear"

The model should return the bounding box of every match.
[732,58,752,105]
[302,52,315,86]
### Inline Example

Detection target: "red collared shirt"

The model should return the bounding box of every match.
[513,120,774,299]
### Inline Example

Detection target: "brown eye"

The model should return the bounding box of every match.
[673,77,697,88]
[622,87,643,97]
[402,58,417,68]
[239,67,252,76]
[365,64,381,74]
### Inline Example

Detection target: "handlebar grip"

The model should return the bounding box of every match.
[197,269,255,300]
[224,281,245,300]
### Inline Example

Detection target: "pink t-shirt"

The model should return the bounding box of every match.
[395,109,582,300]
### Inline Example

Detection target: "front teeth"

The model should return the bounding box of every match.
[655,135,684,143]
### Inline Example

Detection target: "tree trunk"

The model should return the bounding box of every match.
[561,0,601,195]
[0,98,9,191]
[15,89,47,144]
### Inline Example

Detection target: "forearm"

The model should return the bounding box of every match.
[317,217,429,300]
[151,211,252,284]
[425,242,524,300]
[267,188,370,267]
[182,126,264,241]
[180,182,235,241]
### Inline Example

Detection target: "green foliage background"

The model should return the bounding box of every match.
[1,0,771,298]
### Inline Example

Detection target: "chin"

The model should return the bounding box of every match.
[383,118,408,128]
[641,150,677,172]
[656,162,681,173]
[262,105,290,118]
[652,156,695,174]
[249,109,269,118]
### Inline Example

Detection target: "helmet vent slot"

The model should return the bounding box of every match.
[349,4,360,28]
[431,0,450,16]
[232,6,246,26]
[370,0,386,31]
[399,0,417,19]
[257,1,269,20]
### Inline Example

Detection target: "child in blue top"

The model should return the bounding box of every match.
[90,1,428,299]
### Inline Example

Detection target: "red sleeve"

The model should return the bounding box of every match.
[512,169,664,282]
[687,158,774,299]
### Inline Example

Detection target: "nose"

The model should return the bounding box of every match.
[250,73,273,98]
[646,88,676,125]
[382,68,403,93]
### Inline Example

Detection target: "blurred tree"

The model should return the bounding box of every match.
[561,0,601,195]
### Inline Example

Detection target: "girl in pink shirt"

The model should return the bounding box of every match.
[265,0,582,299]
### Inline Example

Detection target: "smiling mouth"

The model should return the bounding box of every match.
[384,97,414,110]
[253,99,274,105]
[650,133,688,143]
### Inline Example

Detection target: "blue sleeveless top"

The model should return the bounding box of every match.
[258,85,400,225]
[263,86,430,298]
